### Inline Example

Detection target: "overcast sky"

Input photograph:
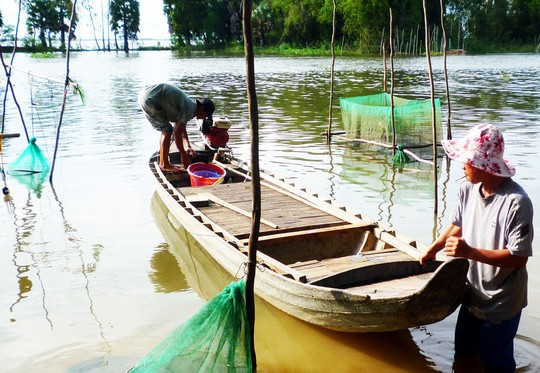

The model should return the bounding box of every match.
[1,0,170,40]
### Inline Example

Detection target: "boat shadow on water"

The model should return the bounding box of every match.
[150,192,440,372]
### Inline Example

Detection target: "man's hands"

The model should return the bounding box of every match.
[181,147,196,168]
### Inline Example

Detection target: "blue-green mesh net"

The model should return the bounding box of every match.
[7,137,50,175]
[131,280,252,373]
[340,92,441,147]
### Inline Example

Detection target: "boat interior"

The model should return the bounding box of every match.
[153,150,443,290]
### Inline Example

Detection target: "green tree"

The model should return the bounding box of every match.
[110,0,140,52]
[252,0,278,46]
[163,0,241,48]
[269,0,331,46]
[163,0,200,46]
[509,0,540,42]
[201,0,240,46]
[25,0,76,50]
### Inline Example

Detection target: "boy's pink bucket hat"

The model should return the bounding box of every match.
[441,123,515,177]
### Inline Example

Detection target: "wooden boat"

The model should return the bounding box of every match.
[149,148,468,332]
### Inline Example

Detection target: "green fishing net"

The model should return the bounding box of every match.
[131,280,252,373]
[340,92,441,147]
[392,144,410,169]
[7,137,50,175]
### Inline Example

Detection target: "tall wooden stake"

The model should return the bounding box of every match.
[382,42,387,92]
[242,0,260,370]
[389,8,396,154]
[439,0,452,140]
[422,0,439,214]
[50,0,78,184]
[326,0,337,144]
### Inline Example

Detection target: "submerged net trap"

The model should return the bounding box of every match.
[7,137,50,175]
[131,280,252,373]
[339,92,441,147]
[7,137,50,192]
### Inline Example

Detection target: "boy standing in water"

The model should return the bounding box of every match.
[420,123,534,372]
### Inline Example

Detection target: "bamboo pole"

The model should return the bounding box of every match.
[440,0,452,140]
[382,42,387,92]
[326,0,337,143]
[389,8,396,154]
[1,0,29,140]
[50,0,78,184]
[2,63,79,89]
[0,47,29,141]
[242,0,260,369]
[422,0,439,215]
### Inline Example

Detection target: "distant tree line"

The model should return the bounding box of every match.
[1,0,538,53]
[161,0,540,53]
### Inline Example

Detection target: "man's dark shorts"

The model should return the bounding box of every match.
[138,90,173,133]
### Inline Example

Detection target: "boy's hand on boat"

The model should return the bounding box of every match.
[419,250,437,266]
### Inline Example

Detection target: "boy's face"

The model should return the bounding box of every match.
[463,163,485,184]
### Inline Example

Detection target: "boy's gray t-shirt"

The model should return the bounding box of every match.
[451,179,534,322]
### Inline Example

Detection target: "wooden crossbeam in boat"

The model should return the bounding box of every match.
[240,222,375,247]
[238,247,308,283]
[376,230,421,260]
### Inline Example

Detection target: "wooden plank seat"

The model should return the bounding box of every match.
[239,222,376,247]
[290,249,440,288]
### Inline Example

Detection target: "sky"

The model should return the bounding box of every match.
[1,0,170,40]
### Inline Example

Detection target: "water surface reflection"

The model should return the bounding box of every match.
[0,51,538,372]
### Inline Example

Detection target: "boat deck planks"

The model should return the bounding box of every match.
[179,181,346,238]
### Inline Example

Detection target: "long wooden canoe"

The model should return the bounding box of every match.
[149,149,468,332]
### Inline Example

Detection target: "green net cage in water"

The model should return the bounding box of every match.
[339,92,442,147]
[131,280,252,373]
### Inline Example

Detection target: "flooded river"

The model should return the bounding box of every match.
[0,51,539,372]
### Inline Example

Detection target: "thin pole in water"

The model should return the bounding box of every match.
[389,8,396,154]
[242,0,260,370]
[422,0,439,215]
[326,0,337,144]
[439,0,452,140]
[50,0,78,184]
